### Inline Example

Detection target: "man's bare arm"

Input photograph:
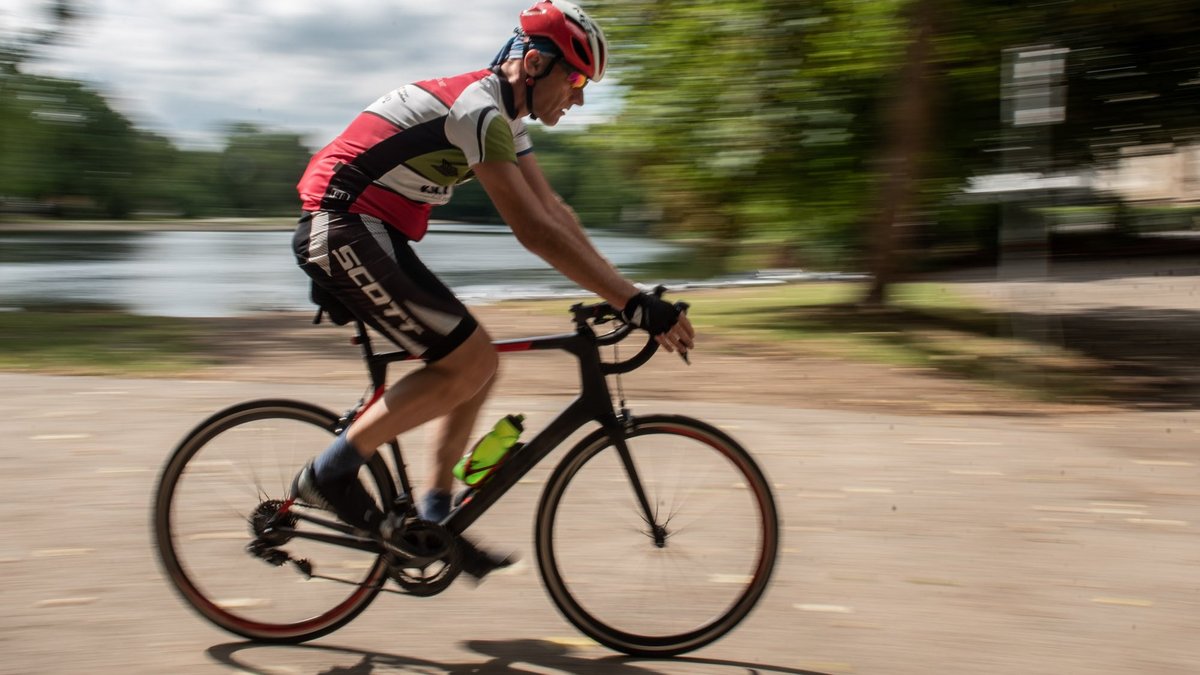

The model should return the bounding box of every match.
[473,156,694,355]
[472,159,639,309]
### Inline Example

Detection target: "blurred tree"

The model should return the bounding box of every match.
[863,0,935,305]
[218,123,311,216]
[530,127,652,231]
[435,126,648,231]
[595,0,1200,301]
[2,74,148,217]
[6,0,1196,262]
[1,0,80,211]
[592,0,906,272]
[903,0,1200,283]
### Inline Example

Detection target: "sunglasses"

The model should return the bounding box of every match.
[563,64,588,90]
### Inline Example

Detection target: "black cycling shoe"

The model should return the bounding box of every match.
[458,536,517,583]
[290,461,383,532]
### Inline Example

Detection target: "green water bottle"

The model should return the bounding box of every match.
[453,414,525,487]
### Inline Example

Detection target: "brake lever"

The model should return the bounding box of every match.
[674,300,691,365]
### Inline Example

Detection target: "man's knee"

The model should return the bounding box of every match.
[434,327,498,399]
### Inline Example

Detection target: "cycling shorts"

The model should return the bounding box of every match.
[293,211,478,362]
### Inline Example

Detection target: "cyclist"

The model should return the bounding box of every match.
[290,0,694,579]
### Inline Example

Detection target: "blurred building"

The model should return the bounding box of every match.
[1094,144,1200,204]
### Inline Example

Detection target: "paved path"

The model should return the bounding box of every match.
[3,372,1199,674]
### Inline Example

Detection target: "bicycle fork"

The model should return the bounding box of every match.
[604,417,669,548]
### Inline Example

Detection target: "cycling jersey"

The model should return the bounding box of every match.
[297,68,533,240]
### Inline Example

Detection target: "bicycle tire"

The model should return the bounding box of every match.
[153,399,396,643]
[535,415,779,656]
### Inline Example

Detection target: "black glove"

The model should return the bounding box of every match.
[621,291,681,336]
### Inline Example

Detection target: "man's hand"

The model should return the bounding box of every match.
[622,292,696,357]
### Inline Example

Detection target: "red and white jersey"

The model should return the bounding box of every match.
[297,68,532,240]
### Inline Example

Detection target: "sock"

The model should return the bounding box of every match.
[421,489,452,523]
[312,433,365,483]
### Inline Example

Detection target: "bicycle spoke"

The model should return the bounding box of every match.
[537,416,778,656]
[156,402,393,643]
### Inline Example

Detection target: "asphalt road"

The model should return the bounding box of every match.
[3,371,1199,674]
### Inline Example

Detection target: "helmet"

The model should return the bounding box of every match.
[519,0,608,82]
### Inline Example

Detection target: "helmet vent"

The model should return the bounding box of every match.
[571,38,592,66]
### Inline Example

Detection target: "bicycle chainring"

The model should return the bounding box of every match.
[387,519,462,597]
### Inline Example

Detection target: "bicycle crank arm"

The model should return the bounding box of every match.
[381,538,443,567]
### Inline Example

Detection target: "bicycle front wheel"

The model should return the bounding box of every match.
[536,415,779,656]
[153,399,395,643]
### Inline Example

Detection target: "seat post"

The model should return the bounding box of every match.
[352,321,389,389]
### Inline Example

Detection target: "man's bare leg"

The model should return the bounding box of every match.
[430,370,497,492]
[414,370,498,521]
[346,327,498,455]
[294,326,513,577]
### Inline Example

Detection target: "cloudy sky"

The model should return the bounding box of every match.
[5,0,620,149]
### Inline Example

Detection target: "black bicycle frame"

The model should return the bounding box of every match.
[296,308,659,550]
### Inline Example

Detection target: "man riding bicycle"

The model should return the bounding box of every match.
[290,0,695,579]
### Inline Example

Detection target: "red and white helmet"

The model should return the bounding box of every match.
[519,0,608,82]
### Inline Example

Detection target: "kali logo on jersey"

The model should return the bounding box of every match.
[433,159,461,178]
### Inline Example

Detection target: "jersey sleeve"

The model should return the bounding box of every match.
[446,103,517,167]
[511,119,533,156]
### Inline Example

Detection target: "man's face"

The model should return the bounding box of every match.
[532,58,586,126]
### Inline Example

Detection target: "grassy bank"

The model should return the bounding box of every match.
[509,282,1110,403]
[0,283,1123,404]
[680,283,1102,401]
[0,309,210,375]
[0,217,297,232]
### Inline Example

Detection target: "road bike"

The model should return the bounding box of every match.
[153,292,779,657]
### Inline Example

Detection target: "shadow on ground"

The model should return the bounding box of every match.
[207,640,832,675]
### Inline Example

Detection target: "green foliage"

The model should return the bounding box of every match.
[0,73,312,219]
[589,0,1200,273]
[1,74,143,217]
[517,281,1110,402]
[0,308,207,374]
[7,0,1200,263]
[684,282,1108,402]
[592,0,908,266]
[434,126,651,231]
[219,123,312,216]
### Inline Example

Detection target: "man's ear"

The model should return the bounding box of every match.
[523,49,548,78]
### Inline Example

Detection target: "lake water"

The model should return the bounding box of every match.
[0,223,701,317]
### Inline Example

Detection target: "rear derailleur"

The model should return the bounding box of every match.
[245,499,313,576]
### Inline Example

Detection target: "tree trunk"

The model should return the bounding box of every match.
[863,0,936,306]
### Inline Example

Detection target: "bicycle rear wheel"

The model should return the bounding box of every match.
[536,415,779,656]
[153,399,395,643]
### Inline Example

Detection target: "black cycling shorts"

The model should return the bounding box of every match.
[293,211,478,362]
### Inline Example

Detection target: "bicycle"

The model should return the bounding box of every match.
[153,291,780,657]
